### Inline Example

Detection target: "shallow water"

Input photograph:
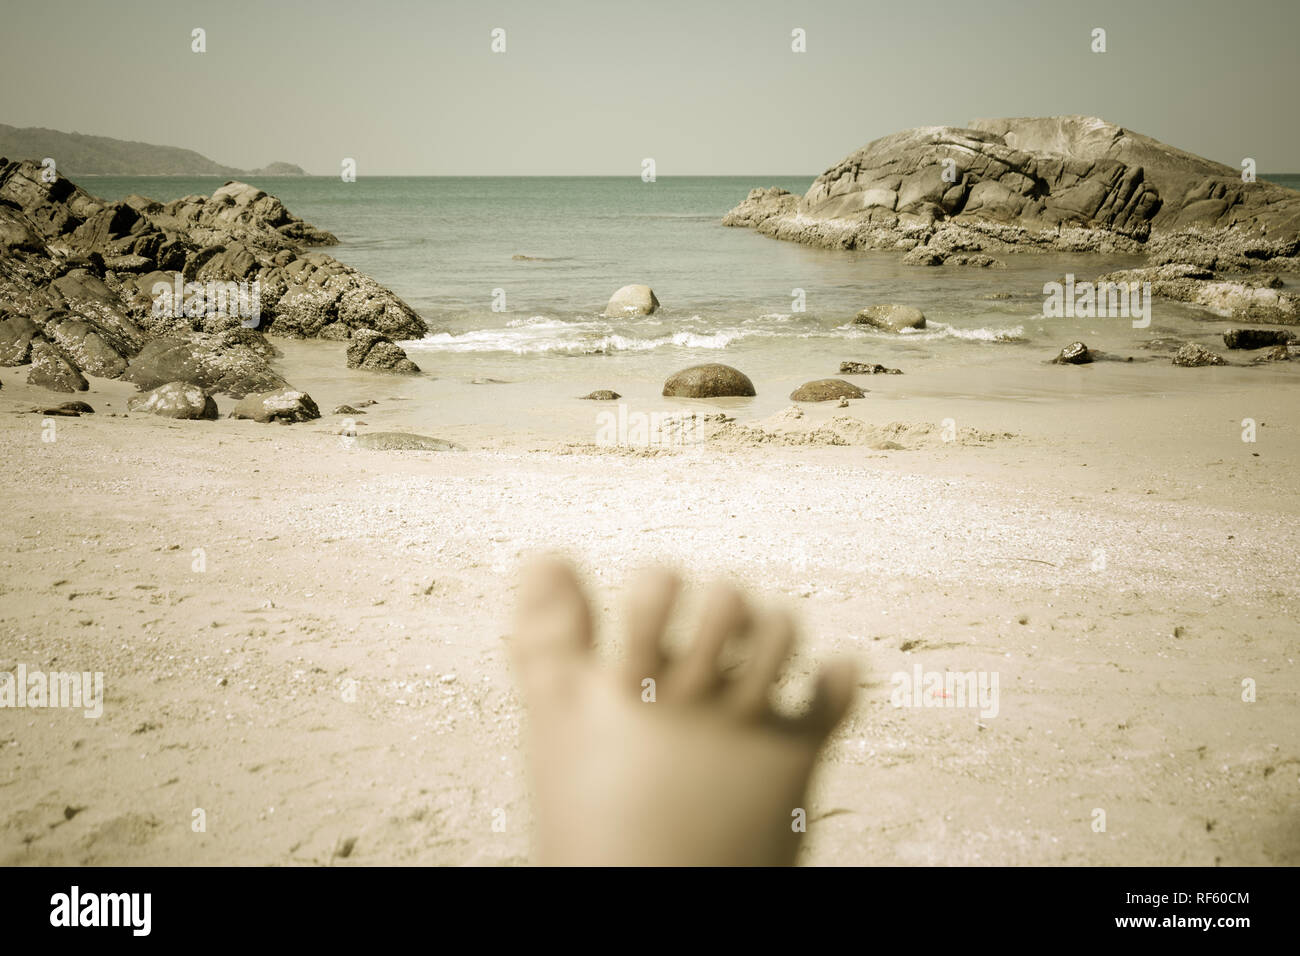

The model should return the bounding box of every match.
[85,175,1298,403]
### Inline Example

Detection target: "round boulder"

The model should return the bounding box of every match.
[854,304,926,332]
[229,388,321,423]
[662,363,756,398]
[605,284,659,316]
[789,378,866,402]
[128,382,218,420]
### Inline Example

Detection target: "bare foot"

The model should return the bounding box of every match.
[511,557,858,866]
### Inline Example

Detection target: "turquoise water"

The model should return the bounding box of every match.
[81,175,1298,394]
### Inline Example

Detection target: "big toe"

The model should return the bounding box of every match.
[512,556,594,702]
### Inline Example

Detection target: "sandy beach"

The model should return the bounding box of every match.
[2,348,1296,866]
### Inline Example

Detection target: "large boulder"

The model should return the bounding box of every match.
[1223,328,1294,350]
[229,388,320,423]
[345,329,420,373]
[855,304,926,332]
[123,333,287,397]
[662,363,756,398]
[27,336,88,392]
[789,379,865,401]
[604,285,659,316]
[127,382,218,420]
[0,313,41,365]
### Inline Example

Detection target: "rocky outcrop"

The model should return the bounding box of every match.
[127,381,219,420]
[605,285,659,316]
[662,363,756,398]
[1093,264,1300,323]
[0,159,428,399]
[854,304,926,332]
[789,379,865,401]
[229,388,320,424]
[345,328,420,373]
[724,116,1300,265]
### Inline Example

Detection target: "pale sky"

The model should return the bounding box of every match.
[2,0,1297,175]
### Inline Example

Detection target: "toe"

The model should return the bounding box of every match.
[669,581,750,699]
[622,567,679,692]
[511,556,593,701]
[726,608,794,718]
[794,659,859,739]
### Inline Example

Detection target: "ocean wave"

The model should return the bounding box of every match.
[406,327,750,355]
[839,321,1027,343]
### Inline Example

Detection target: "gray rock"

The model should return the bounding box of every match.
[345,328,420,373]
[1172,343,1228,367]
[123,334,288,397]
[229,388,320,424]
[1223,328,1294,350]
[1052,341,1094,364]
[580,390,621,400]
[662,363,756,398]
[27,336,88,392]
[605,284,659,316]
[355,432,462,451]
[0,313,41,365]
[723,116,1300,261]
[1251,344,1293,363]
[789,379,866,401]
[127,382,218,420]
[855,304,926,332]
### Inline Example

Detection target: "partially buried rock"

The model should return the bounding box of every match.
[229,388,320,423]
[1222,328,1294,350]
[662,363,756,398]
[1172,343,1228,367]
[789,379,865,402]
[580,390,621,401]
[127,382,218,420]
[1251,344,1292,363]
[840,361,902,375]
[1052,341,1093,364]
[854,304,926,332]
[27,336,88,392]
[605,284,659,316]
[355,432,462,451]
[345,329,420,374]
[39,401,93,417]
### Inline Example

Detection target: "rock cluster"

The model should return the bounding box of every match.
[0,158,425,416]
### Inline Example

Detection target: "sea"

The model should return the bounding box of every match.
[82,175,1300,419]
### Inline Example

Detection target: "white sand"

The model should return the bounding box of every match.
[0,354,1297,865]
